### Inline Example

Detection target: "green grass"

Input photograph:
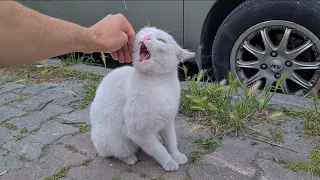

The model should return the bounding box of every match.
[269,129,284,143]
[282,89,320,136]
[42,167,70,180]
[75,124,92,134]
[197,138,221,153]
[73,82,98,110]
[273,146,320,177]
[188,150,207,163]
[59,53,96,66]
[188,138,221,163]
[0,64,101,83]
[19,155,29,162]
[180,67,285,136]
[64,144,79,153]
[3,122,18,131]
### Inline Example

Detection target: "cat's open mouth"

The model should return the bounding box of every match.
[139,42,151,62]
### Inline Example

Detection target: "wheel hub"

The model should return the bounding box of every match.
[230,20,320,96]
[268,58,284,73]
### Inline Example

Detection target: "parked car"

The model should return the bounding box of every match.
[19,0,320,96]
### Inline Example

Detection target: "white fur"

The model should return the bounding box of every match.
[90,27,195,171]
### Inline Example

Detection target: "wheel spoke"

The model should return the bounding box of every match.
[237,60,260,69]
[287,40,313,59]
[260,28,276,52]
[246,72,262,85]
[265,77,274,89]
[242,41,264,59]
[280,80,290,94]
[278,28,292,52]
[289,72,313,89]
[292,60,320,70]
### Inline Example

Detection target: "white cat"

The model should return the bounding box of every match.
[89,27,195,172]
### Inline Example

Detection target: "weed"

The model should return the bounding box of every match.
[64,144,78,153]
[30,128,40,134]
[197,138,221,153]
[283,89,320,135]
[274,146,320,177]
[13,134,24,141]
[60,53,97,66]
[19,155,29,162]
[73,82,98,109]
[3,122,18,131]
[19,128,29,134]
[78,124,91,133]
[80,159,92,166]
[0,64,100,83]
[42,167,70,180]
[269,129,284,143]
[188,150,206,163]
[180,68,285,136]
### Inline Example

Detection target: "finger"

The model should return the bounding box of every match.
[117,14,136,46]
[122,44,131,63]
[117,49,125,63]
[110,51,118,61]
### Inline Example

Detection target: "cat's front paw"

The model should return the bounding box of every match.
[162,159,179,172]
[120,155,138,165]
[173,153,188,165]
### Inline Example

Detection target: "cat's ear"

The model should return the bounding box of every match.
[177,48,195,62]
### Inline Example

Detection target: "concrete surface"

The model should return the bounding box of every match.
[0,63,319,180]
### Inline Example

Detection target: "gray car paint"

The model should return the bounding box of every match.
[18,0,216,60]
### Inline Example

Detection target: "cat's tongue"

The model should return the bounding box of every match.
[138,53,150,62]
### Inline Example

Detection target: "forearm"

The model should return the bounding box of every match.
[0,1,94,67]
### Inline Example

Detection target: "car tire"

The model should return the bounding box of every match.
[211,0,320,95]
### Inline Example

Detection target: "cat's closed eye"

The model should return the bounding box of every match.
[157,38,167,43]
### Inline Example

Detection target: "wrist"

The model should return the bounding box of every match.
[71,26,98,53]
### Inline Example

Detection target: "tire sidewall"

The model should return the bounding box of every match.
[211,0,320,81]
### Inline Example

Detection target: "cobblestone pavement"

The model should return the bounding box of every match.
[0,63,319,180]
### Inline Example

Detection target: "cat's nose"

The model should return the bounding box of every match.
[143,35,151,41]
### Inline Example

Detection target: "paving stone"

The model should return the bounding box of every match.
[254,118,314,162]
[0,92,20,106]
[256,158,319,180]
[200,137,264,178]
[9,103,74,131]
[1,142,89,179]
[40,58,62,66]
[66,157,128,180]
[12,82,57,95]
[56,107,90,124]
[0,106,27,123]
[57,132,97,159]
[67,64,112,77]
[0,80,5,85]
[120,172,149,180]
[3,121,78,160]
[0,83,26,94]
[0,127,13,145]
[0,150,23,173]
[175,116,213,142]
[188,164,251,180]
[8,84,78,111]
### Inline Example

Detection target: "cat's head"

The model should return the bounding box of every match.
[132,27,195,75]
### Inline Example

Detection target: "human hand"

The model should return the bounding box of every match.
[88,13,135,63]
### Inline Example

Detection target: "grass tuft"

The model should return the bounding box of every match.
[73,82,98,110]
[42,167,70,180]
[274,146,320,177]
[180,68,285,136]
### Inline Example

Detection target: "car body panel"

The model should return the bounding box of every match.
[184,0,215,52]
